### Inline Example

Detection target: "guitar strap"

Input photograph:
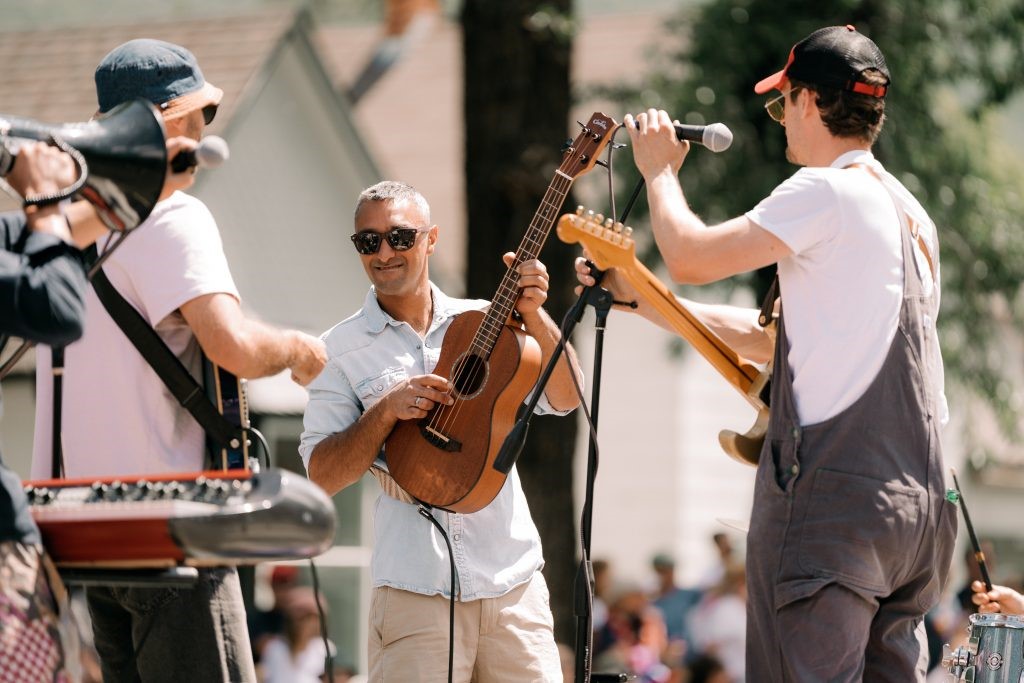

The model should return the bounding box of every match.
[84,246,243,460]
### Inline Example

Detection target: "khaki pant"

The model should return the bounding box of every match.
[368,572,562,683]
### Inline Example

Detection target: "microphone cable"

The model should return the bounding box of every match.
[417,503,456,683]
[309,557,335,683]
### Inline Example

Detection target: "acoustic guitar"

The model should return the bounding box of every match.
[556,207,770,466]
[385,113,620,512]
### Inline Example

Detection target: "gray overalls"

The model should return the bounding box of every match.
[745,189,958,681]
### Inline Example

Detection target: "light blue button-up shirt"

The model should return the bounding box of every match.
[300,283,566,600]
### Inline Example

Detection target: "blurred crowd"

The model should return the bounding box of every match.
[589,533,744,683]
[248,565,361,683]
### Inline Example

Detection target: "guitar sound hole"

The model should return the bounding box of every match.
[451,353,488,400]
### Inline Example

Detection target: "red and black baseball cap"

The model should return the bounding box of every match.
[754,25,890,98]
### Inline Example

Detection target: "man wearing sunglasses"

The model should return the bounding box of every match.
[577,25,953,681]
[301,181,581,682]
[29,39,327,682]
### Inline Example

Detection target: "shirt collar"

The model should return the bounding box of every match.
[830,149,876,169]
[361,281,459,334]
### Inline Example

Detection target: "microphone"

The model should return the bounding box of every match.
[631,119,734,153]
[170,135,229,173]
[672,122,733,153]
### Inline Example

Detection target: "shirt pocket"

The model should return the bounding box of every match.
[354,367,407,410]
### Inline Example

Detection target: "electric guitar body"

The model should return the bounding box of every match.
[383,112,619,513]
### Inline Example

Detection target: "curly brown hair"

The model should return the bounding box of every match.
[788,69,888,144]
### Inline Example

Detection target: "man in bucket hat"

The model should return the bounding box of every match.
[576,26,955,680]
[31,39,327,681]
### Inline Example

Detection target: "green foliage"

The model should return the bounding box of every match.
[599,0,1024,432]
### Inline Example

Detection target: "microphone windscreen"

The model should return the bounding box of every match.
[196,135,229,168]
[701,123,733,153]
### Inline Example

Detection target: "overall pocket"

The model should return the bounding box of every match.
[798,468,925,594]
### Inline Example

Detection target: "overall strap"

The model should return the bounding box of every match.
[846,163,935,279]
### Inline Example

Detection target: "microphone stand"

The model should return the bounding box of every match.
[492,177,647,683]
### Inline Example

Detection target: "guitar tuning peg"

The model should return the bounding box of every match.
[613,221,623,232]
[624,226,634,237]
[594,213,605,224]
[575,205,584,215]
[585,209,595,220]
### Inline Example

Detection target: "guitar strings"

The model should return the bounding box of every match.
[425,173,574,438]
[428,178,566,435]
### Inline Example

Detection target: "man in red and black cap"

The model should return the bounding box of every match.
[576,25,955,680]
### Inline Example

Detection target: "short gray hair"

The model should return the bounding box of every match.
[354,181,430,223]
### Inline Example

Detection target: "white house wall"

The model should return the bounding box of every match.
[195,36,378,337]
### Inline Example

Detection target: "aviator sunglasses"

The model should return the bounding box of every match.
[764,86,803,124]
[350,227,430,255]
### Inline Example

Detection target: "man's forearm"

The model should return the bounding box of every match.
[308,400,398,496]
[682,299,773,364]
[0,232,86,346]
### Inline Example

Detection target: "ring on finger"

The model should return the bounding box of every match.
[414,396,422,408]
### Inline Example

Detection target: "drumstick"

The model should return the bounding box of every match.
[948,467,993,592]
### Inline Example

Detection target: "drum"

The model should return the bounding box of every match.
[944,613,1024,682]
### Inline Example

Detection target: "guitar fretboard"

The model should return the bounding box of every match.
[470,172,574,358]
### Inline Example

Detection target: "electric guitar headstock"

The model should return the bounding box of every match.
[556,206,637,270]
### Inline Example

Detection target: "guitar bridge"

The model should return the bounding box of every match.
[420,423,461,453]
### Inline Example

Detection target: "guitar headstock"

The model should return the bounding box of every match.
[558,113,620,180]
[556,206,637,270]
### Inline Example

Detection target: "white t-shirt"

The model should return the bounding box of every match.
[31,192,239,479]
[746,149,946,426]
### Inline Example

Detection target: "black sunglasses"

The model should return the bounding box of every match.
[350,227,429,255]
[202,104,218,125]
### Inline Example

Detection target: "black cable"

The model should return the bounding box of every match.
[559,302,602,461]
[309,558,335,683]
[417,504,455,683]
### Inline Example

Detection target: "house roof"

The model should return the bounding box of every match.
[0,9,298,210]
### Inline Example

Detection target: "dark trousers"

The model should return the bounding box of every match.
[87,566,256,682]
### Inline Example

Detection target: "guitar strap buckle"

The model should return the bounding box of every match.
[758,274,780,329]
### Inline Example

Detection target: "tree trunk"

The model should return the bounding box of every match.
[461,0,579,646]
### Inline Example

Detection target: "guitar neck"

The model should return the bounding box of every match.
[481,178,572,337]
[620,258,763,402]
[471,113,619,358]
